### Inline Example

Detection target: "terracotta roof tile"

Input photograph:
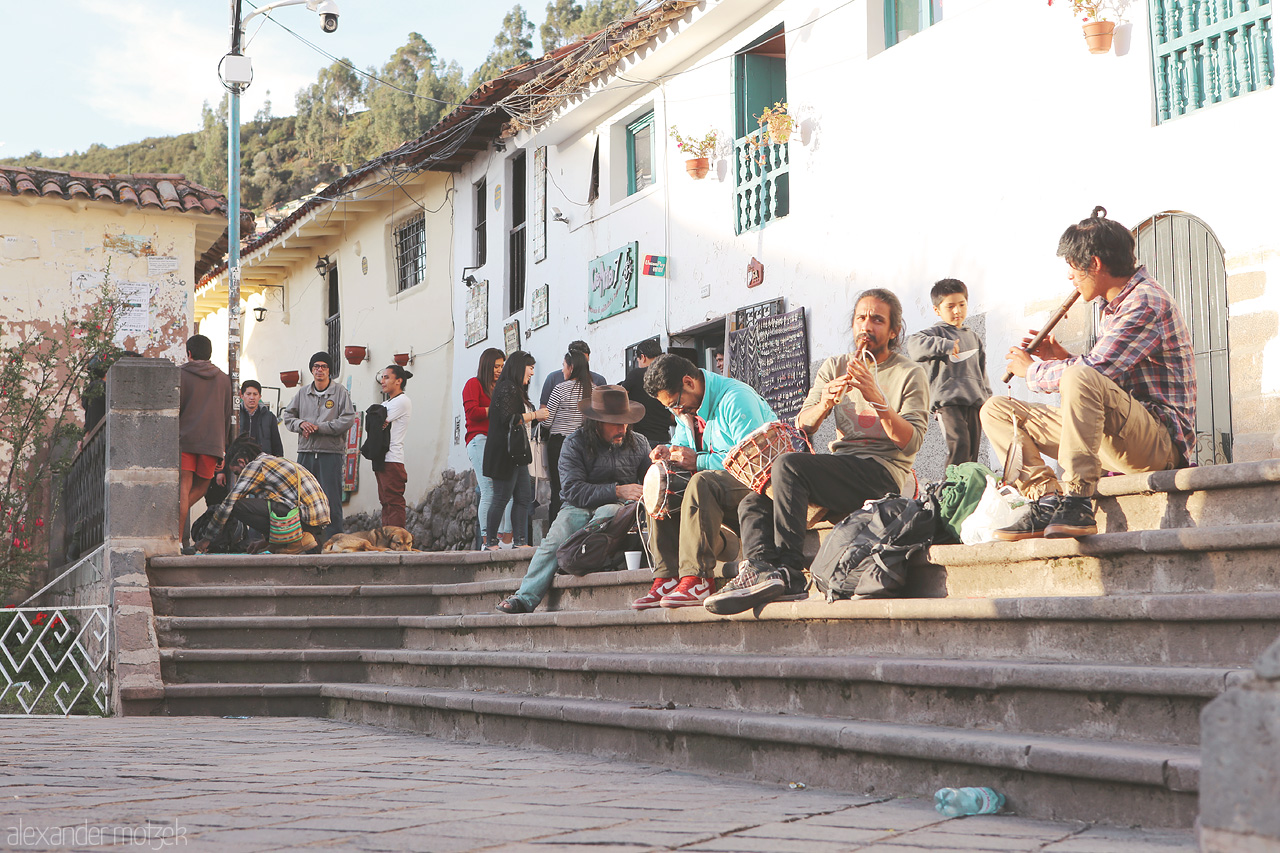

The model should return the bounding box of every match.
[0,165,228,218]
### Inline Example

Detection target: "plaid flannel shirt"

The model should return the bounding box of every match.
[204,454,332,540]
[1026,266,1197,464]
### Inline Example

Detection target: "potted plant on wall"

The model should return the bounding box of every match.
[758,101,795,145]
[669,126,718,179]
[1050,0,1115,54]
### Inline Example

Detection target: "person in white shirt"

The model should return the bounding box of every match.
[376,365,413,528]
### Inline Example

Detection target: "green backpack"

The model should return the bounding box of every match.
[934,462,994,544]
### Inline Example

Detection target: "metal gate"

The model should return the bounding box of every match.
[1133,211,1232,465]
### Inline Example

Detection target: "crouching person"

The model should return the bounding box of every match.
[496,386,650,614]
[193,437,331,555]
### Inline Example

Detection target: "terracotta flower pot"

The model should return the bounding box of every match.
[393,353,410,366]
[344,345,367,365]
[685,157,710,179]
[1082,20,1115,54]
[280,370,300,388]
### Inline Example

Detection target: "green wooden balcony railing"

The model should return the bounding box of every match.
[733,128,790,235]
[1150,0,1273,122]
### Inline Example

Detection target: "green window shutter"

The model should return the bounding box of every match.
[626,112,655,196]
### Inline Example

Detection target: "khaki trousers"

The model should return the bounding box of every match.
[648,469,749,579]
[979,364,1179,498]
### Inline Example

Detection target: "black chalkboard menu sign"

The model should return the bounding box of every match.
[728,306,810,422]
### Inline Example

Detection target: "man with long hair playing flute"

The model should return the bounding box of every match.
[982,206,1197,540]
[704,289,930,615]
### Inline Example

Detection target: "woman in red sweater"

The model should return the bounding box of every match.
[463,348,510,547]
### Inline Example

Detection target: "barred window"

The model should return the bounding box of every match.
[394,213,426,293]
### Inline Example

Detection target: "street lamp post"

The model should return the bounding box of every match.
[222,0,340,428]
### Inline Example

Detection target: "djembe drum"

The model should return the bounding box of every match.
[641,460,693,520]
[724,421,827,525]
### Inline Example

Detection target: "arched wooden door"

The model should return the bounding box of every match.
[1133,211,1231,465]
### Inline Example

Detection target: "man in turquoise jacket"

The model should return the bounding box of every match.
[632,354,776,609]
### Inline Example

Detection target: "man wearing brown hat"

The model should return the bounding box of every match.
[496,386,651,614]
[281,351,357,543]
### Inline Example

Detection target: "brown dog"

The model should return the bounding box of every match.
[322,526,417,553]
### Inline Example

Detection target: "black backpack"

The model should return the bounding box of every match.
[555,502,638,576]
[809,493,938,601]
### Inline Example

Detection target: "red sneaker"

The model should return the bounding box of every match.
[631,578,678,610]
[659,576,712,608]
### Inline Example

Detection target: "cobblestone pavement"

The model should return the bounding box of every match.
[0,718,1196,852]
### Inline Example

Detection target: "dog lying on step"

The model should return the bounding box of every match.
[321,526,418,553]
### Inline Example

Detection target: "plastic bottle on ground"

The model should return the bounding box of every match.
[933,786,1005,817]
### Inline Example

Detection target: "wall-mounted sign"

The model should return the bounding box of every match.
[747,257,765,288]
[643,254,667,277]
[531,284,549,330]
[493,183,503,211]
[464,279,489,348]
[588,242,638,324]
[532,147,547,264]
[503,318,522,355]
[728,306,810,423]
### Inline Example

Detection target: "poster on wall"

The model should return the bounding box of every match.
[728,307,810,423]
[464,280,489,347]
[531,284,549,330]
[113,281,151,348]
[532,146,547,264]
[587,242,638,324]
[503,318,521,355]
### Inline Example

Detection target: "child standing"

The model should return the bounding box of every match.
[906,279,993,467]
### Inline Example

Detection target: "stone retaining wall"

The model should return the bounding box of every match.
[345,468,481,551]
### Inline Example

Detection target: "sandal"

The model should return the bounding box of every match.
[495,596,532,615]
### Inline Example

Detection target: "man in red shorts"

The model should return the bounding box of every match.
[179,334,233,552]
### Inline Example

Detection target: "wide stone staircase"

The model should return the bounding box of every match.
[146,459,1280,828]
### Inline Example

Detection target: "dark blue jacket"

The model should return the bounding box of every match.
[558,425,651,510]
[238,405,284,457]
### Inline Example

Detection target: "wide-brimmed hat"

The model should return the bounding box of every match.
[580,385,645,424]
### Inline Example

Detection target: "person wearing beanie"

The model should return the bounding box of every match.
[281,350,357,542]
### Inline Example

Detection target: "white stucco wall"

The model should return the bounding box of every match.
[203,172,457,517]
[0,197,216,361]
[447,0,1280,474]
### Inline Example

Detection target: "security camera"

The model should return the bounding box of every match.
[306,0,339,32]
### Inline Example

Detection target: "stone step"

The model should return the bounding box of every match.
[918,522,1280,599]
[147,548,534,587]
[159,682,1199,827]
[1094,459,1280,532]
[159,648,1248,747]
[149,569,654,618]
[155,592,1280,668]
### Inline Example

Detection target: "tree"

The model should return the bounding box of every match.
[475,5,536,84]
[540,0,638,52]
[295,59,363,163]
[540,0,583,52]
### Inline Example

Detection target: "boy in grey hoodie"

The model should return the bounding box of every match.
[282,351,357,542]
[905,279,993,467]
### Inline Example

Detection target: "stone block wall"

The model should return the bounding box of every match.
[346,468,481,551]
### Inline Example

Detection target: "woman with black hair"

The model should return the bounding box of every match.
[543,350,592,525]
[463,347,512,546]
[482,351,547,549]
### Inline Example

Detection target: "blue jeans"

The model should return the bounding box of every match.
[487,464,532,547]
[467,435,510,541]
[297,451,343,541]
[512,503,622,609]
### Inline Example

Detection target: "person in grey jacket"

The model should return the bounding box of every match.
[496,386,651,614]
[281,351,357,542]
[904,279,993,467]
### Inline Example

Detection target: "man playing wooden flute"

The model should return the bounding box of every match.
[704,288,930,615]
[982,206,1197,540]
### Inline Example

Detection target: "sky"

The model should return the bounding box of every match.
[2,0,545,160]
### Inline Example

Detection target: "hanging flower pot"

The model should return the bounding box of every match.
[393,352,410,366]
[685,157,710,180]
[1082,20,1115,53]
[280,370,300,388]
[344,345,368,365]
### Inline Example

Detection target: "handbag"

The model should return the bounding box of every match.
[530,431,549,480]
[508,414,533,466]
[268,465,306,547]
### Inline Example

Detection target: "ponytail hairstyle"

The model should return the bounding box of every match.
[496,350,537,408]
[1056,205,1137,278]
[565,350,591,401]
[383,365,412,391]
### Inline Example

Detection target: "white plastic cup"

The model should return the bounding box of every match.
[624,551,643,572]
